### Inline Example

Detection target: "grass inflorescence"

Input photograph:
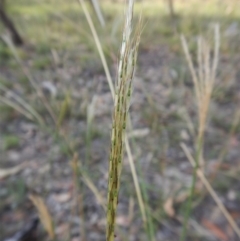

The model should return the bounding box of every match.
[106,1,142,241]
[180,25,220,241]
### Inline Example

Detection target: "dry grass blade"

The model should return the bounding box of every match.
[181,143,240,239]
[125,136,147,223]
[77,0,114,99]
[29,194,55,240]
[90,0,105,27]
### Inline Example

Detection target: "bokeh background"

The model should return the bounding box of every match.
[1,1,240,241]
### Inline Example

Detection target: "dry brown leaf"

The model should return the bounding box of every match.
[202,219,228,241]
[29,194,55,240]
[163,198,175,217]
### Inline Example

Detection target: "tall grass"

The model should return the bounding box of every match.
[77,0,151,240]
[180,25,220,240]
[106,1,142,240]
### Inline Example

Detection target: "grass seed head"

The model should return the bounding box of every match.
[106,1,142,241]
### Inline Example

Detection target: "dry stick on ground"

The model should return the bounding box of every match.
[181,143,240,239]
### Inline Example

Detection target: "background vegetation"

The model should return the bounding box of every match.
[1,0,240,241]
